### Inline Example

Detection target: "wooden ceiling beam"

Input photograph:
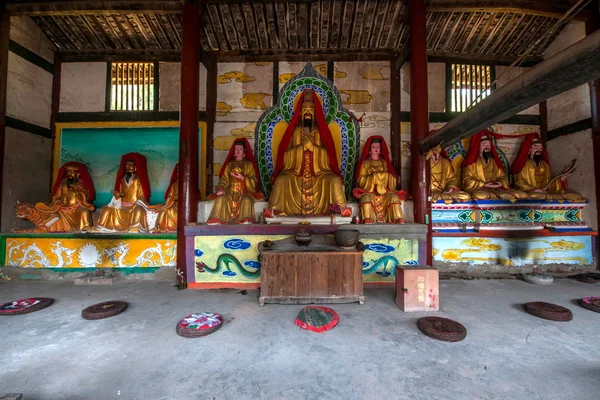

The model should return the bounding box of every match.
[427,50,542,66]
[5,1,183,16]
[210,48,394,63]
[419,28,600,154]
[427,0,590,21]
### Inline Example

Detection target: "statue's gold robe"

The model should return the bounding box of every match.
[430,158,471,204]
[35,180,94,232]
[515,158,585,202]
[96,174,148,232]
[268,127,346,215]
[153,182,178,232]
[355,158,403,223]
[209,159,261,224]
[462,158,527,203]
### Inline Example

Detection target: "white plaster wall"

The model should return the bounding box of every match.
[60,63,107,112]
[159,62,207,111]
[6,52,53,128]
[547,129,597,230]
[9,16,56,62]
[544,21,591,131]
[401,62,446,112]
[1,129,53,232]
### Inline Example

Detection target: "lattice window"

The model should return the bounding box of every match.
[110,62,156,111]
[448,64,495,112]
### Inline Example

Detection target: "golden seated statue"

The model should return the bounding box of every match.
[461,133,527,203]
[207,139,264,224]
[426,144,470,204]
[15,162,95,232]
[152,164,179,232]
[265,88,349,217]
[95,153,151,233]
[353,136,407,224]
[511,134,585,203]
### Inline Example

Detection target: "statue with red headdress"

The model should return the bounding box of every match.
[15,162,95,232]
[461,132,527,203]
[426,143,470,204]
[511,133,585,202]
[207,138,264,224]
[265,88,349,217]
[152,164,179,232]
[353,136,408,224]
[95,153,151,233]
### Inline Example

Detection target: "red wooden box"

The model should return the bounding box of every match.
[395,266,439,312]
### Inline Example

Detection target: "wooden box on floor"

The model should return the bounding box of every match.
[395,266,439,312]
[259,249,364,306]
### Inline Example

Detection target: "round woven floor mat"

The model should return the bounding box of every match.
[0,298,54,316]
[417,316,467,342]
[579,297,600,313]
[574,273,600,283]
[524,302,573,321]
[82,301,128,320]
[176,313,223,338]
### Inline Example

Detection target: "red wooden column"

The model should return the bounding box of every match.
[408,0,432,266]
[588,0,600,233]
[0,7,9,229]
[178,0,201,285]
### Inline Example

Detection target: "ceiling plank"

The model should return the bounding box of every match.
[275,1,289,48]
[287,2,299,49]
[252,3,270,49]
[229,3,248,50]
[211,47,393,62]
[6,1,183,16]
[242,3,259,49]
[298,1,308,49]
[427,0,588,20]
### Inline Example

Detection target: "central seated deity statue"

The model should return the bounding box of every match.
[461,133,527,203]
[266,88,348,217]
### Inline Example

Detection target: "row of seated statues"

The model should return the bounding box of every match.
[15,89,583,233]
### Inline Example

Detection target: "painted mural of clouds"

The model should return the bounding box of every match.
[223,239,251,250]
[365,243,395,253]
[194,249,203,257]
[244,260,261,269]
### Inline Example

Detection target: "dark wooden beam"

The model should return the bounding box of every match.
[390,53,401,176]
[5,1,183,16]
[210,48,393,63]
[419,28,600,154]
[178,0,201,287]
[0,7,8,230]
[49,53,62,193]
[394,46,408,72]
[57,111,205,122]
[205,58,217,197]
[59,49,181,62]
[547,118,592,141]
[587,0,600,235]
[427,0,589,20]
[427,51,543,67]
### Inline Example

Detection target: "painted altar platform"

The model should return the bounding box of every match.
[184,223,427,289]
[0,233,176,273]
[432,199,597,273]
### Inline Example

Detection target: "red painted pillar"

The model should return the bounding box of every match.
[178,0,201,285]
[0,7,9,230]
[587,0,600,234]
[409,0,432,266]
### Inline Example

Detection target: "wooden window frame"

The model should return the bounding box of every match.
[105,61,160,112]
[445,62,496,113]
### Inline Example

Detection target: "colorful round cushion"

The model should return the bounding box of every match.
[0,297,54,316]
[579,297,600,313]
[524,302,573,321]
[295,306,339,333]
[82,301,128,320]
[176,313,223,338]
[418,316,467,342]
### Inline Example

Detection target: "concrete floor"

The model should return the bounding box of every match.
[1,279,600,400]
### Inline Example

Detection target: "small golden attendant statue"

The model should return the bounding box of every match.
[461,133,527,203]
[265,88,350,217]
[207,139,264,224]
[95,153,151,233]
[511,134,585,202]
[152,164,179,232]
[426,144,471,204]
[353,136,408,224]
[15,162,95,232]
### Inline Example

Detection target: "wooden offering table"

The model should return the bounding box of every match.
[258,236,364,306]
